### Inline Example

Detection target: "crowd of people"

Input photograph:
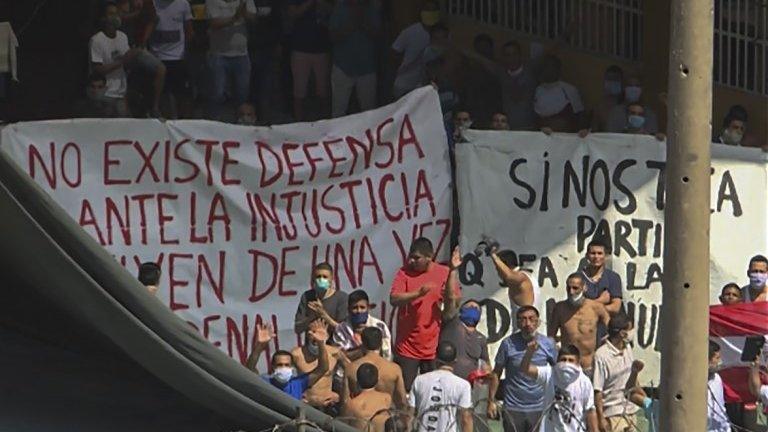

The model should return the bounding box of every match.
[134,237,768,432]
[76,0,764,150]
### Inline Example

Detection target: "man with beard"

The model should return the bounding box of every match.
[489,306,557,432]
[548,273,610,377]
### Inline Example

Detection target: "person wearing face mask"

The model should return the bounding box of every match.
[452,110,473,143]
[715,113,747,146]
[291,319,341,410]
[89,2,142,117]
[73,72,118,118]
[235,102,258,125]
[341,327,408,410]
[742,255,768,303]
[521,341,600,432]
[593,314,638,432]
[392,1,441,98]
[333,290,392,360]
[390,239,460,392]
[489,306,557,432]
[708,341,731,432]
[590,65,624,132]
[533,55,587,134]
[294,262,349,335]
[246,322,329,400]
[548,273,610,377]
[438,298,490,381]
[604,75,659,134]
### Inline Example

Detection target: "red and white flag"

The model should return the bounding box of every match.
[709,301,768,403]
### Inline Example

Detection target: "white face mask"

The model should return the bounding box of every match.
[554,362,581,386]
[722,128,744,145]
[567,291,585,307]
[272,366,293,384]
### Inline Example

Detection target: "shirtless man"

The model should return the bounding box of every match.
[548,272,609,375]
[342,327,408,409]
[291,319,341,409]
[341,363,392,432]
[491,250,536,308]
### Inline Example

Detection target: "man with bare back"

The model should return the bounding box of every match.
[491,249,539,331]
[548,272,609,376]
[343,327,408,409]
[291,319,341,410]
[341,363,392,432]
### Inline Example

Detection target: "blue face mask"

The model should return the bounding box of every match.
[350,311,369,326]
[459,306,481,327]
[314,277,331,292]
[628,114,645,129]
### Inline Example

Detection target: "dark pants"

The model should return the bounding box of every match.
[394,353,435,392]
[502,409,542,432]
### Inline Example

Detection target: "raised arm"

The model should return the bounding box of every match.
[750,360,763,400]
[491,252,534,307]
[520,339,540,379]
[245,324,276,373]
[307,323,330,387]
[443,247,462,319]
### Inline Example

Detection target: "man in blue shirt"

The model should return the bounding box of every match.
[582,239,623,315]
[246,321,329,400]
[488,305,557,432]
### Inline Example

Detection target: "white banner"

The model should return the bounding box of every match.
[455,130,768,381]
[0,88,453,368]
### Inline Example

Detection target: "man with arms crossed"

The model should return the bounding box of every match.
[548,272,610,376]
[390,238,459,391]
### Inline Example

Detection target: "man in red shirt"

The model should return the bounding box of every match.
[389,237,460,391]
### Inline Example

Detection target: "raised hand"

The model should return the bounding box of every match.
[526,338,539,353]
[256,324,275,345]
[631,360,644,373]
[308,319,329,342]
[450,246,462,270]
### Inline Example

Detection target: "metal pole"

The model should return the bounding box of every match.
[659,0,713,430]
[296,407,306,432]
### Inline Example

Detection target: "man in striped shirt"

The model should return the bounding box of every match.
[333,289,392,361]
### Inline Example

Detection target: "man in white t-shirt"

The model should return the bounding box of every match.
[391,1,439,98]
[749,354,768,410]
[90,2,141,117]
[520,339,599,432]
[149,0,194,118]
[533,55,586,134]
[707,341,730,432]
[205,0,258,120]
[408,341,473,432]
